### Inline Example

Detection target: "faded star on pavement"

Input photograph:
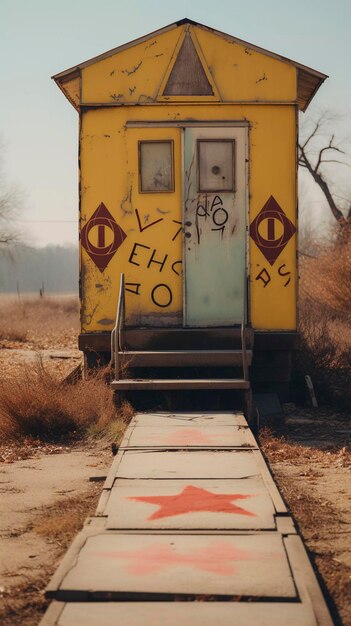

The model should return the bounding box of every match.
[143,428,223,445]
[95,540,264,576]
[128,485,256,520]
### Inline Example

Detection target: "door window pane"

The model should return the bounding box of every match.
[139,141,174,193]
[198,139,235,192]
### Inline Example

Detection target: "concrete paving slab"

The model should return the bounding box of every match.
[48,532,296,600]
[102,449,286,514]
[124,425,257,449]
[40,600,318,626]
[114,450,260,480]
[132,412,248,427]
[284,535,335,626]
[103,478,276,530]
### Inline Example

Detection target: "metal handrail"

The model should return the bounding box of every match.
[241,275,249,381]
[118,273,126,361]
[241,320,248,382]
[110,273,125,379]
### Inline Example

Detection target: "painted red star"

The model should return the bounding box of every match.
[145,428,222,446]
[95,540,263,576]
[128,485,256,520]
[166,428,224,445]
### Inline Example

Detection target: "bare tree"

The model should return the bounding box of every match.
[0,188,22,245]
[0,140,22,246]
[298,113,351,240]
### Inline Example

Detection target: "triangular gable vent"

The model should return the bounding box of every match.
[163,32,213,96]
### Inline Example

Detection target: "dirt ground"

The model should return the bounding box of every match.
[260,410,351,626]
[0,295,350,625]
[0,442,111,626]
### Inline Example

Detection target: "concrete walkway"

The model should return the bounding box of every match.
[41,412,334,625]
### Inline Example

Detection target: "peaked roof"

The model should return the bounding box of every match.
[53,18,327,111]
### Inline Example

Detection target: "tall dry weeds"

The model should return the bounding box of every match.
[300,242,351,319]
[0,295,79,345]
[0,359,133,442]
[298,242,351,406]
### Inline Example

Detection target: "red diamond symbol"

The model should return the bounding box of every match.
[81,203,127,272]
[249,196,296,266]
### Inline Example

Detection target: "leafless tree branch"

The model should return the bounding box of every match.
[0,183,22,247]
[298,114,351,234]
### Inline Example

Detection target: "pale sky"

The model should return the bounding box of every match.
[1,0,351,246]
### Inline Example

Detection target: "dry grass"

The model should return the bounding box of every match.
[0,359,133,442]
[273,475,351,626]
[0,294,134,443]
[32,489,100,545]
[300,242,351,317]
[298,244,351,407]
[0,572,50,626]
[0,294,79,347]
[259,427,351,467]
[261,427,351,626]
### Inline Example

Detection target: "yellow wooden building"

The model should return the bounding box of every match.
[53,18,326,404]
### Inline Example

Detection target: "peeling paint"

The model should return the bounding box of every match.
[256,73,268,84]
[122,60,143,76]
[120,185,133,216]
[145,40,157,50]
[97,318,115,326]
[137,94,155,104]
[156,207,171,215]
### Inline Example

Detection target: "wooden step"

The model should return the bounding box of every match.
[121,327,254,351]
[111,378,250,390]
[119,350,252,368]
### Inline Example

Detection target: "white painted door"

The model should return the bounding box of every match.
[184,127,247,327]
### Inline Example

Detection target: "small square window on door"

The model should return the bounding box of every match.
[138,140,174,193]
[198,139,235,192]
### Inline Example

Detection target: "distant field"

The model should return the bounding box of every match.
[0,292,78,301]
[0,294,79,347]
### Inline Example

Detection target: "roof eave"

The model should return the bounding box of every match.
[52,17,328,111]
[52,70,80,111]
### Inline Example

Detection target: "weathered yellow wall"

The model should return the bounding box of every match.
[249,106,297,330]
[79,23,297,333]
[80,121,182,329]
[81,28,180,104]
[193,26,296,103]
[80,104,296,332]
[81,24,296,105]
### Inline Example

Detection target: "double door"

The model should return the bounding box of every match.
[127,125,247,327]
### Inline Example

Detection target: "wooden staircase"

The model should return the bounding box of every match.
[110,275,253,418]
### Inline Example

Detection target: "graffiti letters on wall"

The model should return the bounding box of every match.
[126,210,182,309]
[81,202,181,311]
[195,194,229,244]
